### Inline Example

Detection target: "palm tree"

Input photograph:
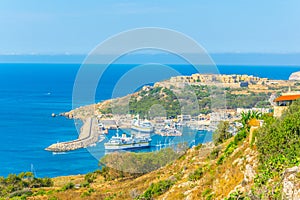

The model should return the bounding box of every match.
[250,110,262,119]
[241,111,251,128]
[240,110,262,129]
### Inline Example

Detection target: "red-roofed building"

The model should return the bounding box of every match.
[273,91,300,117]
[274,94,300,106]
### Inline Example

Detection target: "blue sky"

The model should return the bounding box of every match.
[0,0,299,54]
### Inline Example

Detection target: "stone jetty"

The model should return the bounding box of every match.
[45,118,103,152]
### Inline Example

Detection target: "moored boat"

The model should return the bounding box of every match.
[156,125,182,136]
[104,132,151,150]
[131,118,154,133]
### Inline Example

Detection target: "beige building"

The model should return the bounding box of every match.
[273,92,300,117]
[173,73,264,85]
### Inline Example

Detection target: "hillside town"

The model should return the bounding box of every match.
[61,73,300,140]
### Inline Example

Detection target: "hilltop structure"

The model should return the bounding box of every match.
[274,90,300,117]
[155,73,291,93]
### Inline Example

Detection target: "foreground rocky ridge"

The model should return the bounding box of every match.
[26,137,300,200]
[26,117,300,200]
[27,138,259,199]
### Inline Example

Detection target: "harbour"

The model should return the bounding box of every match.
[45,111,219,153]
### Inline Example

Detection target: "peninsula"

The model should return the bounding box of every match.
[47,73,300,152]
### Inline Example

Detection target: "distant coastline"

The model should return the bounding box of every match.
[1,53,300,66]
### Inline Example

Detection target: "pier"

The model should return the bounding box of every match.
[45,118,103,152]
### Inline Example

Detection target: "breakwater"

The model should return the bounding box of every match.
[45,118,102,152]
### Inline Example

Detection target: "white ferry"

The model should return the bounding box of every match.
[104,133,151,150]
[157,125,182,137]
[131,118,154,133]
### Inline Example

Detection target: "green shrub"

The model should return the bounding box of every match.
[136,180,175,200]
[100,147,183,177]
[217,155,225,165]
[233,129,247,144]
[85,172,98,183]
[224,141,238,157]
[9,189,32,198]
[213,121,231,145]
[61,182,75,191]
[254,99,300,197]
[33,189,46,196]
[188,167,203,181]
[104,193,116,200]
[81,188,95,198]
[215,140,238,166]
[225,190,246,200]
[195,143,202,150]
[80,181,90,188]
[206,193,215,200]
[202,188,212,197]
[209,147,221,160]
[0,172,53,198]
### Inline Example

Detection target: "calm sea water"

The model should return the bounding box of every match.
[0,63,299,177]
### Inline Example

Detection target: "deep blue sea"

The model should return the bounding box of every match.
[0,63,299,177]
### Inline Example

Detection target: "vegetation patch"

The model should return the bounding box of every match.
[99,147,185,179]
[253,100,300,198]
[60,182,75,191]
[209,147,221,160]
[81,188,95,198]
[99,84,271,118]
[0,172,53,199]
[213,121,232,145]
[135,179,175,200]
[188,167,204,181]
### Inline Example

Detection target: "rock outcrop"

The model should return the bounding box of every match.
[289,71,300,81]
[282,166,300,200]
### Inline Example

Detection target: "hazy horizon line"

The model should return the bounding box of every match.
[1,53,300,66]
[1,52,300,56]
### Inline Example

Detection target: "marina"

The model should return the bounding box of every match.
[45,114,213,153]
[46,110,220,153]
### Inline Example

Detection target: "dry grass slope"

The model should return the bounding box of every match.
[27,136,258,200]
